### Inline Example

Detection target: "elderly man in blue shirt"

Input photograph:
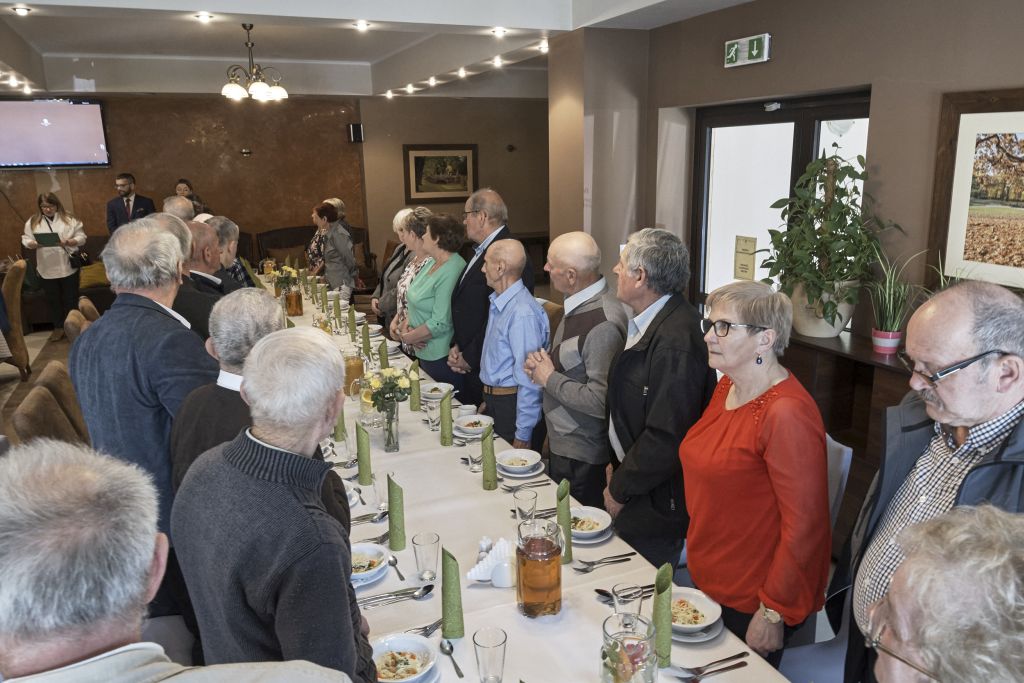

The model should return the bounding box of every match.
[477,239,549,448]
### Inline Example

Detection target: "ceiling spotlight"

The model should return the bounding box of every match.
[194,12,213,22]
[12,7,31,16]
[539,39,549,53]
[493,55,503,68]
[405,83,414,94]
[385,89,393,99]
[22,83,31,94]
[354,19,370,31]
[491,27,507,37]
[8,74,19,87]
[457,67,467,78]
[428,76,436,87]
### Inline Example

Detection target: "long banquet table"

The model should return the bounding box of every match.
[286,291,788,682]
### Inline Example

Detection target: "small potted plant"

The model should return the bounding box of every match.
[866,247,925,354]
[760,146,897,337]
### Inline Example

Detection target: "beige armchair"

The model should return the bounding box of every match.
[2,260,31,382]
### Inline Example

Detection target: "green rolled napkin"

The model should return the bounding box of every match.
[286,318,295,328]
[440,391,453,446]
[319,284,328,311]
[481,425,497,491]
[378,339,389,369]
[361,323,371,356]
[441,547,464,639]
[309,278,318,305]
[356,423,372,486]
[333,296,342,323]
[652,563,673,667]
[387,474,406,551]
[284,254,292,269]
[409,361,421,412]
[348,306,357,340]
[241,258,264,290]
[556,479,573,564]
[333,410,347,442]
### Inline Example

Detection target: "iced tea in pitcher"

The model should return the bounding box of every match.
[515,519,562,617]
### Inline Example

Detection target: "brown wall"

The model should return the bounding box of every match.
[0,95,366,256]
[360,96,549,256]
[644,0,1024,285]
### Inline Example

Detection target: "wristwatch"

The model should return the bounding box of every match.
[760,601,782,624]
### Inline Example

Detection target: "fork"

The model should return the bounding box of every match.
[509,506,557,519]
[500,480,550,493]
[571,557,633,573]
[406,617,443,637]
[665,660,749,681]
[358,530,390,544]
[667,652,749,677]
[576,552,636,567]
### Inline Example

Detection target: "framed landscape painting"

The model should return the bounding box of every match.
[929,89,1024,289]
[403,144,479,204]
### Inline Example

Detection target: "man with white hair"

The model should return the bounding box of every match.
[172,328,376,682]
[0,439,350,682]
[205,214,250,290]
[185,220,228,296]
[869,505,1024,683]
[525,231,627,508]
[162,195,195,222]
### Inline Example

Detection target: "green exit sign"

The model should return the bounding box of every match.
[724,33,771,68]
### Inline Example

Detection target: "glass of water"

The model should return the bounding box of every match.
[412,532,439,582]
[473,627,507,683]
[425,401,441,431]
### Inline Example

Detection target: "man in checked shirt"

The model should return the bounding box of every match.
[829,280,1024,683]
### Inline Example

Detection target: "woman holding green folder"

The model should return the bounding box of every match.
[22,193,87,341]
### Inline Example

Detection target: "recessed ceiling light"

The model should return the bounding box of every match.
[12,6,31,16]
[428,76,436,87]
[385,89,393,99]
[22,83,31,94]
[405,83,414,94]
[491,27,507,37]
[8,74,19,87]
[539,39,549,53]
[457,67,467,78]
[354,19,370,31]
[194,12,213,23]
[492,55,503,68]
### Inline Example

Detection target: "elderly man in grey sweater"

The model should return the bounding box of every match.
[171,328,375,682]
[525,232,627,508]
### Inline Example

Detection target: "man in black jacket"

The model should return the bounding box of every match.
[605,228,716,568]
[447,188,533,405]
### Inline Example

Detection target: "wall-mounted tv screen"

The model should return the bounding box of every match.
[0,99,110,169]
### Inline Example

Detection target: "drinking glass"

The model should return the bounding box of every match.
[513,488,538,521]
[600,613,656,683]
[473,627,507,683]
[611,583,645,615]
[425,401,441,431]
[412,532,439,581]
[372,472,390,511]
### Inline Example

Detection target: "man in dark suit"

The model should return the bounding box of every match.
[106,172,156,233]
[185,220,229,296]
[447,188,533,405]
[69,217,218,628]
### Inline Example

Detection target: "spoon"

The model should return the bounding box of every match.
[351,510,388,526]
[388,554,406,581]
[352,486,366,506]
[439,639,465,678]
[331,458,358,469]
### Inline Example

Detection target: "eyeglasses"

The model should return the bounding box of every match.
[700,318,766,338]
[896,348,1007,387]
[865,599,939,680]
[462,210,481,218]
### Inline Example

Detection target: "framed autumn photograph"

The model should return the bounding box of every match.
[402,144,479,204]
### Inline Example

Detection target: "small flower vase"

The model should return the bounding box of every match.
[382,398,400,452]
[285,287,303,316]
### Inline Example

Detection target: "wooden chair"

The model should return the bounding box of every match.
[64,310,88,343]
[542,300,564,342]
[2,260,31,381]
[35,360,90,445]
[78,296,100,321]
[11,385,84,444]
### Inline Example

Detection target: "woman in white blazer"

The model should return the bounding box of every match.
[22,193,88,341]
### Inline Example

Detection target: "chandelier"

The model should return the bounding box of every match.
[221,23,288,101]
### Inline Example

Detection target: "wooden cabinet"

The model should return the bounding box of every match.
[786,332,911,556]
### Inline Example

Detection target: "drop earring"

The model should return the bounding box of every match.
[755,354,763,365]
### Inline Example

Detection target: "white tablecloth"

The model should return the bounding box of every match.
[285,289,788,683]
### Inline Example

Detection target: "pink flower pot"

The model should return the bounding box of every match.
[871,328,903,355]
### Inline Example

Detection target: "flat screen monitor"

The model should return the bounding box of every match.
[0,99,110,169]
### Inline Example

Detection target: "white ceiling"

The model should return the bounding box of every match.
[0,0,750,97]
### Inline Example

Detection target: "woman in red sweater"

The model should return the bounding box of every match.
[679,280,830,667]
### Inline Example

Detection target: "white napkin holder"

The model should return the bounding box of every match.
[467,537,515,587]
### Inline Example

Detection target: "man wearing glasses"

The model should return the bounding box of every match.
[106,172,155,232]
[834,280,1024,683]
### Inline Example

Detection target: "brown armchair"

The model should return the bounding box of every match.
[11,385,84,444]
[2,260,31,381]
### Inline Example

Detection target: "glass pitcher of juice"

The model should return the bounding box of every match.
[515,519,562,617]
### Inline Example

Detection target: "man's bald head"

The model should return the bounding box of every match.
[187,221,221,273]
[546,231,602,295]
[488,239,526,278]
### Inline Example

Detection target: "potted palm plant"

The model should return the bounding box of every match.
[760,147,893,337]
[866,247,924,354]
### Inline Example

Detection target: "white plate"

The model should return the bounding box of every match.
[421,382,454,400]
[454,414,494,435]
[351,568,388,589]
[351,543,389,583]
[371,633,438,683]
[670,587,722,634]
[569,506,612,540]
[497,461,546,479]
[347,487,359,508]
[670,616,724,644]
[571,526,614,545]
[496,448,541,473]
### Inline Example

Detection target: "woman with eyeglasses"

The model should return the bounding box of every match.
[678,280,831,667]
[22,193,88,342]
